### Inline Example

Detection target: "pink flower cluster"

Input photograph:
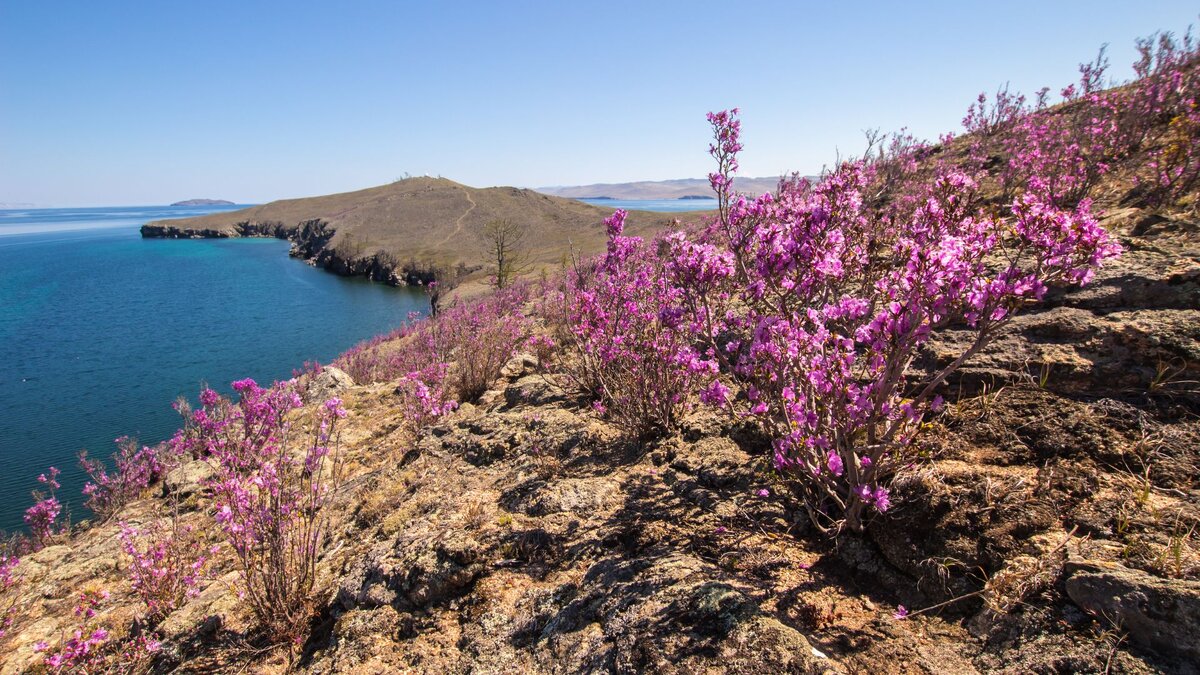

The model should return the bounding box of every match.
[335,285,531,427]
[965,32,1200,208]
[558,209,719,437]
[23,467,62,549]
[668,109,1119,531]
[34,589,113,672]
[560,93,1121,531]
[119,520,214,622]
[80,436,166,520]
[185,378,346,642]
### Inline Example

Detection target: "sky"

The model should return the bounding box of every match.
[1,1,1198,207]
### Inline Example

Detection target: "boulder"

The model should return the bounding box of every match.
[163,460,215,500]
[1064,559,1200,661]
[305,366,355,403]
[500,353,539,379]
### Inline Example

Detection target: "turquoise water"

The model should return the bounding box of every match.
[580,197,717,212]
[0,207,427,532]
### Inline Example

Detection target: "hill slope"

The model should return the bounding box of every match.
[142,177,685,285]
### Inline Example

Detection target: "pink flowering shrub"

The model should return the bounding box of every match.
[395,362,458,429]
[292,359,325,379]
[187,378,346,643]
[527,333,555,362]
[333,314,425,385]
[963,57,1124,207]
[559,210,719,438]
[335,286,531,428]
[23,467,63,550]
[1132,32,1200,206]
[34,588,114,672]
[656,110,1120,532]
[337,318,459,430]
[119,519,214,623]
[433,284,532,401]
[79,436,166,521]
[963,32,1200,210]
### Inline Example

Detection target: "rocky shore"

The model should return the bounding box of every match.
[140,218,437,286]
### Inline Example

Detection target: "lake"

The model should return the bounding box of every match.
[579,197,717,212]
[0,206,428,532]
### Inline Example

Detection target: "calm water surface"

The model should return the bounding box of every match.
[580,197,717,212]
[0,206,427,532]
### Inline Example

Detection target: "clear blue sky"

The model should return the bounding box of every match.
[1,1,1197,206]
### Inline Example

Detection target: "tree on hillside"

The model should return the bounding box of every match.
[479,218,531,289]
[425,262,472,317]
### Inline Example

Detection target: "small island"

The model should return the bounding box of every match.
[677,194,714,200]
[171,198,234,206]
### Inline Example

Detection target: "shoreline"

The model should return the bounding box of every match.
[141,218,449,287]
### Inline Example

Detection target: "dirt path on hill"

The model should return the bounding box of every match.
[437,186,477,246]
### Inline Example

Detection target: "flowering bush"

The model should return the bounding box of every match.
[119,519,214,623]
[962,32,1200,210]
[335,286,531,428]
[666,108,1120,531]
[80,436,166,521]
[963,57,1124,207]
[34,588,114,672]
[1133,32,1200,207]
[435,283,532,401]
[24,467,63,550]
[186,378,346,643]
[333,314,425,385]
[655,109,1120,532]
[558,210,719,438]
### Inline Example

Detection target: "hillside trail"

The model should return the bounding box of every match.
[437,186,477,247]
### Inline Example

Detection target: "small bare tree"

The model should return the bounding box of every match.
[479,218,531,289]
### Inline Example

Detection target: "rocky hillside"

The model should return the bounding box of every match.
[5,191,1197,674]
[7,33,1200,675]
[142,178,681,286]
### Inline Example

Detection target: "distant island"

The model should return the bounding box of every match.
[677,195,714,200]
[171,199,234,206]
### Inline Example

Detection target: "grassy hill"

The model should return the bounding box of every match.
[142,177,688,286]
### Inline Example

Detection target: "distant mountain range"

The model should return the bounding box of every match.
[171,199,235,206]
[536,176,792,200]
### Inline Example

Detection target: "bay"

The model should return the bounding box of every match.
[0,206,428,532]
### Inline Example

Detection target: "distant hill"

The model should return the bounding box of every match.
[143,178,684,287]
[171,199,235,206]
[536,176,792,200]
